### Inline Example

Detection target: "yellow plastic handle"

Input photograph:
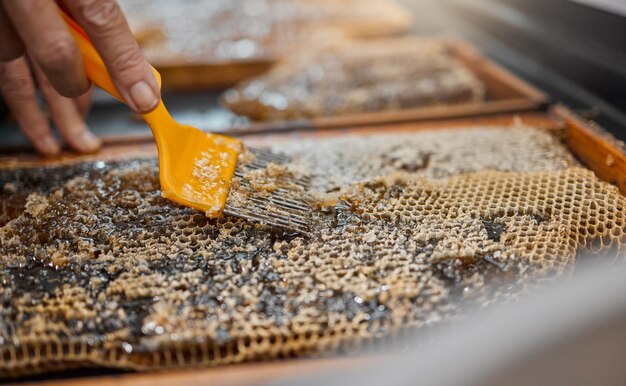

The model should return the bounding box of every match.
[60,10,161,104]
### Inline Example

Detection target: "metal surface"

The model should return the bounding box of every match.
[398,0,626,140]
[272,261,626,386]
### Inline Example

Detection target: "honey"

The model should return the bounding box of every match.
[222,38,485,120]
[1,126,624,377]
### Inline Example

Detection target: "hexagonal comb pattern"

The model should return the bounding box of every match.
[0,127,624,378]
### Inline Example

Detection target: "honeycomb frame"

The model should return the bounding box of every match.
[1,125,625,378]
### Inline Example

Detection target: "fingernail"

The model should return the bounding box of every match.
[78,131,102,152]
[40,136,60,156]
[129,81,158,112]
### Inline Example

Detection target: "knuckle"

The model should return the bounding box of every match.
[109,46,145,75]
[35,37,79,73]
[6,83,35,102]
[77,0,122,29]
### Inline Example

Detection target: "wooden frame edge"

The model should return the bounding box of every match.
[224,37,551,134]
[442,37,549,105]
[552,105,626,194]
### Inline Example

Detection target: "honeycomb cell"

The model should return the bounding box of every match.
[0,127,624,378]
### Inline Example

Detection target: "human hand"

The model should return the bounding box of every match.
[0,0,160,156]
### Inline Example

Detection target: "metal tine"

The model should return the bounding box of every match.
[271,188,310,200]
[243,161,273,169]
[227,204,309,225]
[277,195,308,205]
[224,146,311,235]
[247,202,309,219]
[248,147,290,162]
[244,190,306,207]
[275,215,308,225]
[254,154,289,164]
[233,179,309,196]
[269,204,310,214]
[237,149,310,186]
[260,188,307,201]
[243,199,309,221]
[248,195,310,212]
[280,178,311,188]
[265,198,310,212]
[225,210,309,232]
[246,155,289,167]
[235,179,308,202]
[245,200,270,211]
[234,175,309,191]
[291,181,309,189]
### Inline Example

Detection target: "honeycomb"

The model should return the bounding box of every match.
[118,0,410,63]
[1,126,625,378]
[222,38,485,120]
[270,126,577,192]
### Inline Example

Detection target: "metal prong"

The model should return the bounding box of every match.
[226,147,311,235]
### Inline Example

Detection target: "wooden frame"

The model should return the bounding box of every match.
[100,38,550,137]
[0,38,550,154]
[2,106,625,385]
[20,357,371,386]
[554,105,626,194]
[156,60,275,92]
[138,0,414,91]
[1,106,623,189]
[219,38,550,135]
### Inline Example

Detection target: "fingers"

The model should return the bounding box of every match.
[0,2,100,158]
[32,63,101,154]
[61,0,160,113]
[74,86,93,118]
[2,0,90,97]
[0,57,60,157]
[0,5,24,61]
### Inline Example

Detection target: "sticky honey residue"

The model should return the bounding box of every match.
[222,151,309,230]
[175,134,242,218]
[24,193,49,217]
[182,151,228,216]
[1,126,625,377]
[242,163,298,193]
